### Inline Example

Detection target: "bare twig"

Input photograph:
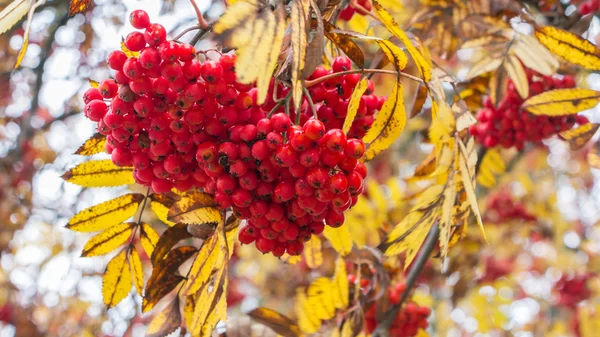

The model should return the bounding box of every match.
[189,0,209,29]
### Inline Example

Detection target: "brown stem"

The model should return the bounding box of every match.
[189,0,209,29]
[173,24,201,42]
[304,69,424,88]
[302,86,317,119]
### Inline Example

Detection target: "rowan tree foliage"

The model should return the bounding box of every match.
[1,0,600,336]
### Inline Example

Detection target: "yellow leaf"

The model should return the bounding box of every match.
[150,194,177,226]
[225,216,240,257]
[247,307,302,337]
[68,0,92,16]
[560,123,599,151]
[465,56,503,81]
[373,0,431,81]
[489,67,508,106]
[0,0,29,35]
[383,211,433,266]
[14,23,28,68]
[183,224,227,296]
[513,34,559,76]
[323,225,352,256]
[588,143,600,169]
[129,248,144,296]
[184,294,196,328]
[74,133,106,156]
[189,262,228,336]
[365,179,387,224]
[66,193,144,232]
[307,278,335,320]
[323,21,364,68]
[439,171,457,258]
[102,249,132,308]
[504,54,529,99]
[535,26,600,70]
[214,1,285,104]
[476,148,505,188]
[374,40,408,70]
[303,236,323,269]
[62,159,134,187]
[168,191,222,225]
[291,0,309,109]
[121,39,138,58]
[457,140,486,240]
[295,290,321,333]
[146,298,181,337]
[362,78,405,161]
[139,222,159,258]
[343,77,368,134]
[522,88,600,116]
[429,100,455,144]
[81,222,135,257]
[453,100,477,132]
[88,79,99,88]
[331,256,349,310]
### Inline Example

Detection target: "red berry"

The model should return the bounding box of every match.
[129,10,151,29]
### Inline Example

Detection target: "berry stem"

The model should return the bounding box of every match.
[268,92,292,118]
[304,69,424,88]
[302,86,318,120]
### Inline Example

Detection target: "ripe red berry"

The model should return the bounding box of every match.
[124,31,146,51]
[129,9,151,29]
[107,50,128,70]
[332,56,352,73]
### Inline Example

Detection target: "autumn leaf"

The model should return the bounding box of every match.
[146,298,182,337]
[0,0,30,35]
[139,222,159,258]
[504,54,529,99]
[68,0,92,16]
[213,0,285,104]
[80,222,135,257]
[74,133,106,156]
[150,194,177,226]
[13,0,34,69]
[323,21,364,68]
[439,170,457,258]
[382,210,434,265]
[476,148,506,188]
[248,307,302,337]
[189,258,228,337]
[535,26,600,70]
[168,191,222,226]
[290,0,309,110]
[129,249,144,296]
[323,225,353,256]
[560,123,599,151]
[103,249,133,308]
[62,159,134,187]
[489,67,509,106]
[295,290,321,333]
[150,224,192,265]
[143,245,197,312]
[372,0,431,82]
[307,278,336,320]
[66,193,144,232]
[303,236,323,269]
[362,41,407,161]
[457,139,485,240]
[331,256,349,310]
[343,77,368,134]
[411,85,428,118]
[88,79,99,88]
[120,39,138,58]
[182,228,226,296]
[522,88,600,116]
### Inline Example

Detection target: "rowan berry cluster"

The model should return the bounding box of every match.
[305,60,384,139]
[470,72,588,150]
[484,190,537,223]
[82,10,376,256]
[554,273,592,309]
[364,282,431,337]
[338,0,373,21]
[578,0,600,15]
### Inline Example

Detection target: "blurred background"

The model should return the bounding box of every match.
[1,0,600,336]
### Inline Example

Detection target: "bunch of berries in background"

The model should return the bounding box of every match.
[81,10,381,256]
[338,0,373,21]
[484,190,537,224]
[364,282,431,337]
[470,71,589,150]
[554,273,593,309]
[578,0,600,15]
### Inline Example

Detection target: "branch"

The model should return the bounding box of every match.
[2,11,70,166]
[304,68,424,88]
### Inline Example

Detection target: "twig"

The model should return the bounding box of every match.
[173,24,202,42]
[302,86,317,119]
[304,68,424,88]
[372,223,440,337]
[189,25,213,46]
[189,0,209,29]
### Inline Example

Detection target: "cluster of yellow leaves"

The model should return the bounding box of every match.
[476,148,506,188]
[296,257,349,333]
[460,29,559,105]
[382,93,485,264]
